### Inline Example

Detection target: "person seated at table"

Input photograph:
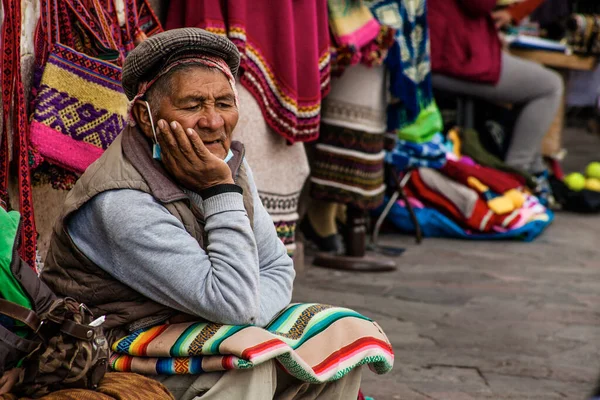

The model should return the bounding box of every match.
[428,0,561,205]
[40,28,362,399]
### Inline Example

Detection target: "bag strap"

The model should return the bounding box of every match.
[0,118,8,211]
[116,0,159,53]
[136,0,163,37]
[0,325,40,354]
[119,0,163,51]
[35,0,66,69]
[60,320,95,341]
[64,0,117,50]
[124,0,145,47]
[35,0,59,62]
[0,299,41,333]
[0,0,16,211]
[91,0,122,49]
[1,0,38,270]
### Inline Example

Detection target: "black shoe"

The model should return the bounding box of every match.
[299,217,344,254]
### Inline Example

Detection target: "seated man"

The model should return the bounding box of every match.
[41,28,361,399]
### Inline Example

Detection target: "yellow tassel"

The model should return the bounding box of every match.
[447,128,462,158]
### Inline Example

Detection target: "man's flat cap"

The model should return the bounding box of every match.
[121,27,240,100]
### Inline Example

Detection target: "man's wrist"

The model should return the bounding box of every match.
[199,183,243,200]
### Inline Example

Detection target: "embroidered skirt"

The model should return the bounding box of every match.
[310,64,386,210]
[233,85,310,255]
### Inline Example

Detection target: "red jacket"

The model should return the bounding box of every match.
[428,0,502,84]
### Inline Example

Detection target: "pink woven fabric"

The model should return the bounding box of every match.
[30,121,105,173]
[165,0,331,143]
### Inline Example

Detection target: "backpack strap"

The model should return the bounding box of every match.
[60,320,95,341]
[0,325,40,354]
[0,299,42,332]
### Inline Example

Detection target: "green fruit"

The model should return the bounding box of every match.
[586,162,600,179]
[565,172,586,191]
[585,178,600,192]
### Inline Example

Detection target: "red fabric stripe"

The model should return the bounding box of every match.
[124,355,133,371]
[221,355,234,370]
[241,338,284,360]
[312,337,392,375]
[138,325,169,355]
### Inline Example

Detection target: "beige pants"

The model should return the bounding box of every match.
[152,361,362,400]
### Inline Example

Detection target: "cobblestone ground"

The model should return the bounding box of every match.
[293,127,600,399]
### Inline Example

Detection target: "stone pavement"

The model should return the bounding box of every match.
[293,127,600,399]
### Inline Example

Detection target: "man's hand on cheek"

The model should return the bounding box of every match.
[156,119,235,191]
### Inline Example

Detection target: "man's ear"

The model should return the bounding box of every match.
[132,100,154,140]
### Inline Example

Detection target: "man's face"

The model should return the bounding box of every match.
[152,67,238,160]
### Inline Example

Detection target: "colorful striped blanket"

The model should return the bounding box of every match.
[110,304,394,383]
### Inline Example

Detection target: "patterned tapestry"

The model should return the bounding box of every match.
[368,0,443,142]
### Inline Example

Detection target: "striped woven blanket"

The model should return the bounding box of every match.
[110,303,393,383]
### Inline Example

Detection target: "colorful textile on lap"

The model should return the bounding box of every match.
[110,303,394,383]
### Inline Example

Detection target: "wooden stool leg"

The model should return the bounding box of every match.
[344,206,367,258]
[313,206,397,272]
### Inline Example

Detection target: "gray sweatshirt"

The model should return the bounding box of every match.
[67,160,295,327]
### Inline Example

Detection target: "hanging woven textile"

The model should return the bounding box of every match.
[233,86,310,255]
[310,1,394,211]
[1,0,38,270]
[165,0,331,144]
[29,0,162,176]
[368,0,443,143]
[328,0,396,76]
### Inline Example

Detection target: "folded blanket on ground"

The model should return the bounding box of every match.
[376,197,553,242]
[110,303,394,383]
